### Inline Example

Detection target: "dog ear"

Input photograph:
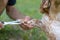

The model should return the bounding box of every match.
[55,0,60,8]
[40,0,51,13]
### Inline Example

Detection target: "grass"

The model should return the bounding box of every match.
[0,0,47,40]
[16,0,42,19]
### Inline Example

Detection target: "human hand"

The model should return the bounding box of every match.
[19,16,34,30]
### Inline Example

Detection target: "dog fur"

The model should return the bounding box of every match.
[40,0,60,40]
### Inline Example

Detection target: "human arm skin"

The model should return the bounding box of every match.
[0,0,8,15]
[6,6,34,30]
[6,6,26,20]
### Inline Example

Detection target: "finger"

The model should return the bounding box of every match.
[26,25,33,28]
[20,22,34,30]
[21,23,31,29]
[20,23,29,30]
[24,23,34,28]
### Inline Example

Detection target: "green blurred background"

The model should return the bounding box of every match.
[0,0,47,40]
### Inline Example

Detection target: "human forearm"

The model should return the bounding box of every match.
[6,6,35,30]
[0,0,8,15]
[6,6,26,20]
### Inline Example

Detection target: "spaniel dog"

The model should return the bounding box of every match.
[39,0,60,40]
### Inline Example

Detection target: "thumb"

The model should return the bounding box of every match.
[24,16,31,22]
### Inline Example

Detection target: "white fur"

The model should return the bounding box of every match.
[41,14,60,40]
